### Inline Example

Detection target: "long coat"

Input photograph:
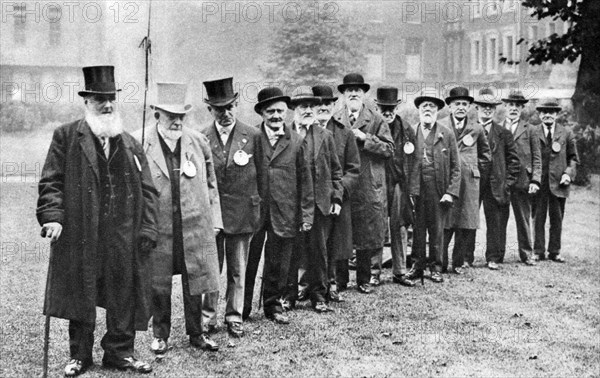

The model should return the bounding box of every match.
[535,123,579,198]
[132,126,222,296]
[385,115,416,226]
[37,120,158,330]
[201,120,263,234]
[333,106,394,250]
[483,122,521,205]
[326,118,360,260]
[506,119,542,191]
[441,116,491,229]
[409,122,461,199]
[257,123,313,238]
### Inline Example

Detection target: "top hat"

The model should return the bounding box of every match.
[502,90,529,104]
[254,87,291,114]
[445,86,474,105]
[78,65,121,97]
[337,73,370,93]
[312,85,338,102]
[375,86,402,106]
[150,82,193,115]
[536,98,562,112]
[203,77,239,107]
[474,88,502,106]
[289,86,321,108]
[414,92,445,110]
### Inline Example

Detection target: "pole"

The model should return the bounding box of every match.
[139,0,152,147]
[42,315,50,378]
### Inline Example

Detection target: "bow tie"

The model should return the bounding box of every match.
[423,123,432,130]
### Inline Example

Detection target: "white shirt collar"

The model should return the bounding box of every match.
[216,120,235,133]
[454,117,465,129]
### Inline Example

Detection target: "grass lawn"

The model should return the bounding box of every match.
[1,133,599,377]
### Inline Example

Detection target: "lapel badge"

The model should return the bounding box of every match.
[462,134,474,147]
[403,141,415,155]
[552,141,561,153]
[242,138,247,144]
[233,150,252,166]
[182,153,197,177]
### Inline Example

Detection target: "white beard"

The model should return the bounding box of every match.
[157,123,183,141]
[85,109,123,138]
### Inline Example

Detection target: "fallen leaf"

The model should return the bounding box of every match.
[529,355,538,360]
[545,284,554,288]
[512,313,523,318]
[524,322,532,327]
[272,349,280,354]
[392,340,404,345]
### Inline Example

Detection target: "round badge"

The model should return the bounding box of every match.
[233,150,251,166]
[552,141,561,153]
[182,160,197,178]
[403,142,415,155]
[462,134,474,147]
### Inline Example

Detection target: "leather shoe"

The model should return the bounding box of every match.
[337,283,348,292]
[242,307,251,321]
[357,283,372,294]
[522,259,537,266]
[392,274,415,287]
[532,254,545,261]
[64,359,91,377]
[369,275,381,286]
[314,302,333,313]
[327,290,345,303]
[430,271,444,283]
[297,289,309,302]
[549,255,566,263]
[487,261,500,270]
[102,356,152,374]
[405,268,424,281]
[190,333,219,351]
[150,337,168,354]
[267,313,290,324]
[227,321,244,338]
[450,267,464,275]
[205,324,217,335]
[461,263,472,269]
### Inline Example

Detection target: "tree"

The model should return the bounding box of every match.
[262,2,368,89]
[519,0,600,124]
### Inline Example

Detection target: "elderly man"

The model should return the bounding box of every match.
[441,87,491,274]
[37,66,158,376]
[475,88,520,270]
[374,86,417,286]
[406,92,461,283]
[499,91,541,266]
[200,78,263,338]
[287,88,343,312]
[332,73,394,294]
[312,85,360,300]
[243,87,313,324]
[532,99,579,263]
[133,83,222,354]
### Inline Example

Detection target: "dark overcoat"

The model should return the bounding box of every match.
[333,106,394,250]
[484,122,521,205]
[535,123,579,198]
[325,118,360,260]
[441,116,491,229]
[37,120,158,330]
[132,126,222,296]
[201,120,263,234]
[507,119,542,191]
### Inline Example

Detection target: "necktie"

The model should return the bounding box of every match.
[546,125,552,145]
[101,137,110,159]
[299,125,308,139]
[349,113,356,126]
[269,127,285,146]
[483,122,491,137]
[220,128,229,145]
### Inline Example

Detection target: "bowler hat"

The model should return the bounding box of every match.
[414,92,445,110]
[78,65,121,97]
[312,85,338,102]
[254,87,291,114]
[474,88,502,106]
[289,86,321,108]
[203,77,239,107]
[536,98,562,112]
[150,82,193,115]
[445,86,474,105]
[375,86,402,106]
[337,73,370,93]
[502,90,529,104]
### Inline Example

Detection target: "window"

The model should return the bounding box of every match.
[529,25,538,41]
[503,33,516,72]
[48,7,61,46]
[13,4,25,44]
[471,38,483,74]
[487,36,499,73]
[548,22,556,36]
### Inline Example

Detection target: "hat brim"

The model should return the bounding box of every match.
[150,104,193,114]
[203,93,239,107]
[536,106,561,112]
[502,98,529,104]
[337,83,370,93]
[374,99,402,106]
[78,89,122,97]
[414,96,445,110]
[473,100,502,106]
[445,95,474,105]
[289,96,322,108]
[319,96,338,103]
[254,96,291,114]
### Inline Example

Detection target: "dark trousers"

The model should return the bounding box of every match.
[500,190,535,261]
[481,188,509,263]
[532,184,566,257]
[262,223,294,317]
[305,210,332,304]
[243,227,266,318]
[390,184,409,276]
[356,248,382,285]
[69,305,135,362]
[412,179,446,272]
[335,259,349,287]
[289,232,308,299]
[443,228,475,270]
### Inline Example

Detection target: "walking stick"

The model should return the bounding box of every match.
[42,314,50,378]
[138,0,152,147]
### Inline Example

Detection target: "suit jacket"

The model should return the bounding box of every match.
[440,116,491,229]
[257,123,313,238]
[483,121,520,205]
[536,123,579,198]
[132,126,222,296]
[201,120,263,234]
[292,122,344,215]
[409,121,461,200]
[333,105,394,250]
[505,119,542,191]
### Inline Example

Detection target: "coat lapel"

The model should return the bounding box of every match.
[355,106,371,131]
[434,122,444,145]
[312,124,324,162]
[538,124,548,145]
[206,122,226,167]
[259,123,274,161]
[226,124,249,168]
[271,124,291,161]
[179,131,194,178]
[513,119,527,141]
[77,120,100,181]
[145,126,170,179]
